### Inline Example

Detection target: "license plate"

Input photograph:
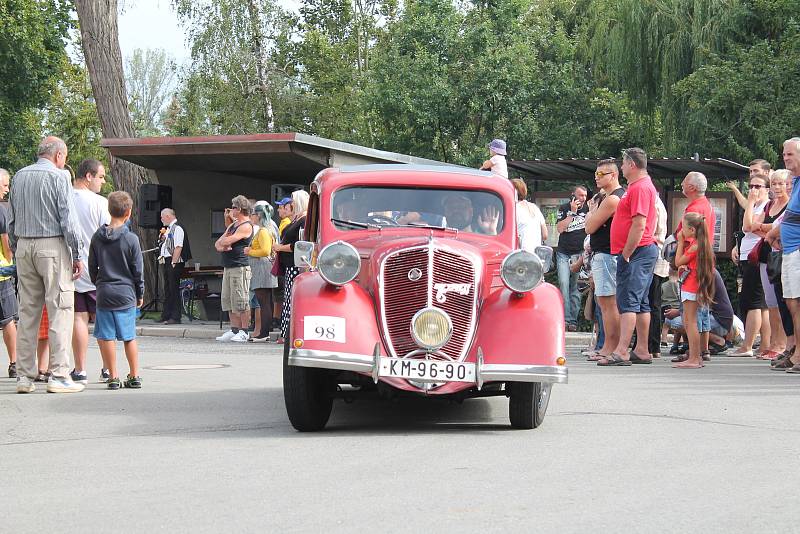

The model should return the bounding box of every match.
[379,357,475,383]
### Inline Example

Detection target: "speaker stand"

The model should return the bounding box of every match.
[140,247,161,315]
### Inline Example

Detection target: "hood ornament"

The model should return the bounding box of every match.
[434,283,471,303]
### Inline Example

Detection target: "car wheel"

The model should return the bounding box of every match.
[508,382,551,429]
[283,336,334,431]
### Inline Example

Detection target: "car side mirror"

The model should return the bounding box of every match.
[294,241,314,268]
[534,245,553,273]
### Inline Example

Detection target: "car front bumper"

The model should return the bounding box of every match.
[288,347,568,387]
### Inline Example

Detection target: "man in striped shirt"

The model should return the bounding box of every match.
[8,136,85,393]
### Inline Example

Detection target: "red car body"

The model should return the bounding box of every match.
[283,165,567,430]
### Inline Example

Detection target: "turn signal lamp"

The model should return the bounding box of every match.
[556,356,566,366]
[293,339,304,349]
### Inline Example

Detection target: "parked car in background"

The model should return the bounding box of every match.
[283,165,568,431]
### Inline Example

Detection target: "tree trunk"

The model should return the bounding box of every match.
[74,0,160,305]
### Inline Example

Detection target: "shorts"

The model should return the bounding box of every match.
[74,290,97,315]
[94,307,137,342]
[591,252,617,297]
[615,244,658,314]
[666,309,720,335]
[738,261,766,312]
[781,249,800,299]
[39,306,48,340]
[0,278,18,327]
[272,275,285,304]
[221,266,252,312]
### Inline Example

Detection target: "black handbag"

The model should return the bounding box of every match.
[767,250,782,284]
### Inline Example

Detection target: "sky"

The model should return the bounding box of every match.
[117,0,301,65]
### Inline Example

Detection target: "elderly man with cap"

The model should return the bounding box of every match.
[480,139,509,178]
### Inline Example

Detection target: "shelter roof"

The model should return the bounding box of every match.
[102,133,454,183]
[508,157,749,183]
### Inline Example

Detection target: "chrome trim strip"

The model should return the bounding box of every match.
[289,348,568,385]
[288,349,374,373]
[480,364,569,384]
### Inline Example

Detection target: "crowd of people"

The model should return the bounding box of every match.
[511,140,800,371]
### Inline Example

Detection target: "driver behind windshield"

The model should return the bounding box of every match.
[442,193,500,235]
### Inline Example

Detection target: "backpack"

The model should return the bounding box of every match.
[177,225,192,262]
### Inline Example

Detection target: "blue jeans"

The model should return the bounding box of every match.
[556,251,581,325]
[594,296,605,350]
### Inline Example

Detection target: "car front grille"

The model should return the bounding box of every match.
[380,246,478,361]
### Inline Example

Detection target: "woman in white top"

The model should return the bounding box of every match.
[511,178,547,251]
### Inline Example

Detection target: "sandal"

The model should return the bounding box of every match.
[597,354,632,367]
[771,358,795,370]
[123,375,142,388]
[785,364,800,374]
[107,378,121,390]
[629,352,652,364]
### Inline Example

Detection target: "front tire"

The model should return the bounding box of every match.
[283,337,334,431]
[508,382,551,429]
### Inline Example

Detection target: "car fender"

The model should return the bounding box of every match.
[469,282,565,366]
[289,272,383,355]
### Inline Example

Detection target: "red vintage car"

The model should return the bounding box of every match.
[284,165,567,431]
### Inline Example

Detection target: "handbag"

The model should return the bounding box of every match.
[271,258,284,277]
[767,250,782,284]
[747,238,765,266]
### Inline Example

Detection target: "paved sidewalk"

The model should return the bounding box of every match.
[125,319,596,346]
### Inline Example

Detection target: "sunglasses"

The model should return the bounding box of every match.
[595,170,614,177]
[748,184,766,189]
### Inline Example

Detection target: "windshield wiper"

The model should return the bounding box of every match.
[405,221,458,233]
[330,218,379,229]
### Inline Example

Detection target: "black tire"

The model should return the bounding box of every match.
[508,382,551,429]
[283,337,334,431]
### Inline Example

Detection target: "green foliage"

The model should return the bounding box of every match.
[126,48,177,136]
[0,0,72,171]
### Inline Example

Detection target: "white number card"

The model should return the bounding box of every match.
[303,316,346,343]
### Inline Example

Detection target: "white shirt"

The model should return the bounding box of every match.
[516,200,545,251]
[73,188,111,292]
[653,197,670,278]
[160,220,185,260]
[740,201,767,259]
[489,155,508,178]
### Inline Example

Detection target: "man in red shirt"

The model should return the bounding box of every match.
[675,171,716,243]
[599,148,659,366]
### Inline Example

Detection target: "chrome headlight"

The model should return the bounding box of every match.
[501,250,543,293]
[410,307,453,351]
[317,241,360,286]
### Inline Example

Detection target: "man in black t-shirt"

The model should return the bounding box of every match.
[556,185,589,330]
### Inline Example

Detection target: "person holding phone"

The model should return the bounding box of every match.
[556,185,589,331]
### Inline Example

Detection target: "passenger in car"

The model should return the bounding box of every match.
[441,193,499,235]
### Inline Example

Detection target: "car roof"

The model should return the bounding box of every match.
[314,165,514,194]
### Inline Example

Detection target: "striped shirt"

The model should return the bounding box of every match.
[8,158,83,260]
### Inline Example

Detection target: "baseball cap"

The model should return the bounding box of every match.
[275,197,292,206]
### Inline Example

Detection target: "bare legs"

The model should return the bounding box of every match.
[611,311,650,360]
[99,339,139,380]
[72,311,90,373]
[596,295,619,356]
[675,301,703,368]
[765,307,787,354]
[2,320,16,365]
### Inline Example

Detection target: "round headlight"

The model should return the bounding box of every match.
[317,241,360,286]
[501,250,543,293]
[411,308,453,351]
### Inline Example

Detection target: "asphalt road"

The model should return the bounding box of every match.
[2,337,800,533]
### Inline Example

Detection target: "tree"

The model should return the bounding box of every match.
[73,0,158,297]
[126,48,177,136]
[0,0,71,171]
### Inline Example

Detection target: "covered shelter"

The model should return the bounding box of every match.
[508,156,751,254]
[102,133,455,267]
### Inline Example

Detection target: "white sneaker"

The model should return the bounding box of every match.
[216,330,236,342]
[17,376,36,394]
[230,331,249,342]
[46,376,85,393]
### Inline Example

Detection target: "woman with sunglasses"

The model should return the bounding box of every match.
[732,175,771,356]
[749,172,791,359]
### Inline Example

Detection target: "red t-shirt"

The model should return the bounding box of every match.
[675,196,716,242]
[680,239,699,293]
[610,176,658,254]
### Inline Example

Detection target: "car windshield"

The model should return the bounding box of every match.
[331,186,505,235]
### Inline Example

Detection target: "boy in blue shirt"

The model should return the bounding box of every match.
[88,191,144,390]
